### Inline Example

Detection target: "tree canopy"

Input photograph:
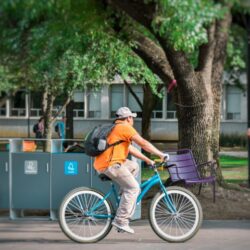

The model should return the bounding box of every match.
[0,0,160,96]
[0,0,248,168]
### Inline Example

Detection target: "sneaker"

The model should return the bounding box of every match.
[112,221,135,234]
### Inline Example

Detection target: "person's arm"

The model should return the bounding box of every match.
[131,134,165,160]
[129,145,154,165]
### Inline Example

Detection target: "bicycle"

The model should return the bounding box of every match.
[59,160,203,243]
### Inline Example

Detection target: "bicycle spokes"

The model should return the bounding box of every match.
[59,188,113,243]
[149,187,202,242]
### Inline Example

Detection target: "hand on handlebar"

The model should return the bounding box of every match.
[147,154,169,169]
[148,160,155,166]
[161,153,170,162]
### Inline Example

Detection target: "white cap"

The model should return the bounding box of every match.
[116,107,137,118]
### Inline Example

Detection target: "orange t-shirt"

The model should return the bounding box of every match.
[94,121,138,172]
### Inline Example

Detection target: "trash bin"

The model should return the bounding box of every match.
[50,140,91,220]
[0,140,10,217]
[10,139,51,219]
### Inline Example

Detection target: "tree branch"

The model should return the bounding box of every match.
[157,36,197,90]
[130,30,174,84]
[107,0,156,29]
[212,10,232,87]
[124,79,143,109]
[196,23,216,80]
[108,0,196,92]
[51,94,72,123]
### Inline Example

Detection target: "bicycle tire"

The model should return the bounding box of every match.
[149,186,203,242]
[59,187,113,243]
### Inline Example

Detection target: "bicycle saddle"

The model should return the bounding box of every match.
[99,173,112,181]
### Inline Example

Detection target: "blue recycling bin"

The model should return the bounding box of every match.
[50,140,91,219]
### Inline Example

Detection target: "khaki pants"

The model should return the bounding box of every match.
[103,159,140,226]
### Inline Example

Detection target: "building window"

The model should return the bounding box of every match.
[127,85,143,117]
[0,103,6,116]
[53,95,67,117]
[30,92,43,117]
[226,86,241,120]
[10,91,26,116]
[166,93,177,119]
[0,92,6,116]
[152,98,163,118]
[73,91,84,118]
[88,90,101,118]
[111,85,124,118]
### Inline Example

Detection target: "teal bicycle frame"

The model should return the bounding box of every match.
[87,168,177,218]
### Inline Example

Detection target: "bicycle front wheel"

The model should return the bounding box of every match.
[149,186,203,242]
[59,187,113,243]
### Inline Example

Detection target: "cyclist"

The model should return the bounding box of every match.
[94,107,168,234]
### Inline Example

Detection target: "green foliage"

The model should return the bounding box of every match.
[0,0,247,97]
[151,0,224,52]
[0,0,159,96]
[234,0,250,15]
[226,24,247,71]
[224,24,247,88]
[0,65,13,91]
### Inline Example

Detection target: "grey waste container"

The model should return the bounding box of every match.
[0,140,10,215]
[50,140,91,219]
[10,139,51,219]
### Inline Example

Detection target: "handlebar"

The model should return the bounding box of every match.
[163,154,170,161]
[148,154,170,170]
[148,162,166,170]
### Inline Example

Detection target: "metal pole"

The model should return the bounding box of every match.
[247,15,250,187]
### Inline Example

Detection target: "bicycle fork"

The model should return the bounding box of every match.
[160,185,177,214]
[157,173,177,214]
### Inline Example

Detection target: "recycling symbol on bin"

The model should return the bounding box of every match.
[24,160,38,175]
[64,161,78,175]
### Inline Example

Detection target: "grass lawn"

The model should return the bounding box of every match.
[141,155,248,184]
[220,155,248,184]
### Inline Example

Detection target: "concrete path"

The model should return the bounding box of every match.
[0,219,249,250]
[219,151,248,158]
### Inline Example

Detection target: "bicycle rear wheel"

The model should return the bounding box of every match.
[59,187,113,243]
[149,186,203,242]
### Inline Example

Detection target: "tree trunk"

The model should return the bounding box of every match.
[211,12,232,184]
[66,99,74,140]
[42,89,55,152]
[107,0,232,183]
[177,79,214,164]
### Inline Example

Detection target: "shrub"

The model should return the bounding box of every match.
[220,133,247,148]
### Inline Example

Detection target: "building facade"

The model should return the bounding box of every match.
[0,80,247,140]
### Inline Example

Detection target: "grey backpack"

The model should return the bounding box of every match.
[84,123,124,157]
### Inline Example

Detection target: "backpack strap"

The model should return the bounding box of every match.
[108,140,124,147]
[107,122,126,148]
[107,122,127,162]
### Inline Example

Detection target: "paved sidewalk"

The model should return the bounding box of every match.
[219,151,247,158]
[0,219,249,250]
